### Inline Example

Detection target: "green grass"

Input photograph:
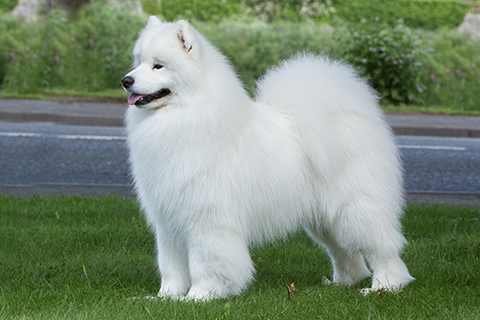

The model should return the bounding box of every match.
[382,104,480,116]
[0,89,129,103]
[1,196,480,319]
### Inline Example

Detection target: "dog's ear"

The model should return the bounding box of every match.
[147,16,162,28]
[176,20,194,53]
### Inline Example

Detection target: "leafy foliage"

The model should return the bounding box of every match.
[333,0,472,30]
[337,19,428,104]
[0,0,18,12]
[420,30,480,111]
[199,21,335,90]
[241,0,335,22]
[0,1,144,93]
[160,0,242,21]
[158,0,335,22]
[0,5,479,110]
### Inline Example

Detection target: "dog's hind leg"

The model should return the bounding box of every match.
[304,226,371,286]
[320,198,414,294]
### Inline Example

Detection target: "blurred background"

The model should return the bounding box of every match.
[0,0,479,114]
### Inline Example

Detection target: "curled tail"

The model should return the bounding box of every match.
[254,53,380,118]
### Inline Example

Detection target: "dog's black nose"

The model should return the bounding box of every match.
[122,76,135,89]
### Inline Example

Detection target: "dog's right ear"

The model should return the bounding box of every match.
[147,16,162,28]
[176,20,194,53]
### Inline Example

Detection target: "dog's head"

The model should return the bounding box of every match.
[122,17,202,109]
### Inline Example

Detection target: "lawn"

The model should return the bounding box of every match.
[1,196,479,319]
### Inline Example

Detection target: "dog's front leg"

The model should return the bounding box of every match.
[154,225,191,299]
[185,227,254,300]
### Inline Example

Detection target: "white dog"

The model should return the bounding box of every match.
[122,16,414,300]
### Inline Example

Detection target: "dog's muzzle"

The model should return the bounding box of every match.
[122,76,171,106]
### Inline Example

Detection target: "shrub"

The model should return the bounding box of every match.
[0,13,45,92]
[242,0,335,22]
[160,0,242,21]
[420,30,480,111]
[158,0,335,22]
[197,20,335,90]
[336,19,428,104]
[0,1,145,93]
[333,0,472,30]
[142,0,161,15]
[1,11,478,111]
[0,0,18,12]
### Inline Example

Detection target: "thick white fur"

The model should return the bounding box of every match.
[124,17,414,300]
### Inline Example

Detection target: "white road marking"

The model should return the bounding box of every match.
[398,145,466,151]
[0,132,467,150]
[0,132,126,141]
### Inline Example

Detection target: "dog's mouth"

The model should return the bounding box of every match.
[127,89,171,107]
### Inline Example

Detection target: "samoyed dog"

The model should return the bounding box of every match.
[122,16,414,300]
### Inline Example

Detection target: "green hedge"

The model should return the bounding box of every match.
[0,0,18,12]
[1,8,479,108]
[0,1,145,93]
[159,0,242,21]
[156,0,336,22]
[333,0,472,29]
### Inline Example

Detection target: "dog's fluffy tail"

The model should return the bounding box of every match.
[254,53,380,118]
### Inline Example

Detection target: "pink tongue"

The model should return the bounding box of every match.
[128,93,144,105]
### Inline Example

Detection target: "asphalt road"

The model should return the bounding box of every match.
[0,121,131,197]
[1,121,479,205]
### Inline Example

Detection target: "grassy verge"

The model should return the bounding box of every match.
[0,89,129,103]
[1,90,478,116]
[382,104,480,116]
[1,196,479,319]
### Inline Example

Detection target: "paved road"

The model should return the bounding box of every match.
[0,121,131,197]
[1,121,479,205]
[398,135,480,206]
[2,98,480,137]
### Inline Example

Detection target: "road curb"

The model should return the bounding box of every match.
[0,183,134,198]
[0,109,125,127]
[407,191,480,207]
[385,114,480,138]
[0,99,127,127]
[392,126,480,138]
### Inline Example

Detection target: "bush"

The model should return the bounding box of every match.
[0,12,479,111]
[158,0,335,22]
[0,0,18,12]
[336,19,428,104]
[333,0,472,30]
[420,30,480,111]
[0,1,145,93]
[197,20,335,89]
[241,0,335,22]
[160,0,242,21]
[142,0,161,15]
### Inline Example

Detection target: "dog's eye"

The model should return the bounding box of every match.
[153,64,163,70]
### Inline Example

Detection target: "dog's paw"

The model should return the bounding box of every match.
[360,286,401,296]
[157,285,189,300]
[126,296,159,301]
[184,287,224,301]
[322,276,337,286]
[359,288,374,296]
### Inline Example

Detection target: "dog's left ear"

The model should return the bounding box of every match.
[147,16,162,28]
[176,20,194,53]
